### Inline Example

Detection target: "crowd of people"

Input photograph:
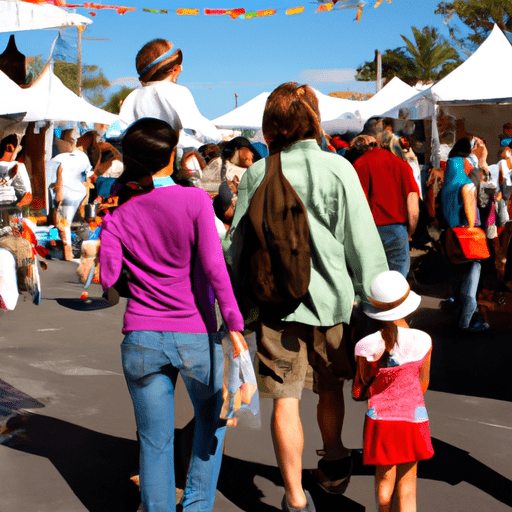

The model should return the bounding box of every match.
[90,38,438,512]
[2,35,512,512]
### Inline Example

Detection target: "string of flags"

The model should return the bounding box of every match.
[20,0,391,22]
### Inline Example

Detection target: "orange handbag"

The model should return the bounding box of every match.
[444,227,491,264]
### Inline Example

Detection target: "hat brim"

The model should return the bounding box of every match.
[363,291,421,321]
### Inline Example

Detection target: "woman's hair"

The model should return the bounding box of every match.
[448,137,472,159]
[120,118,178,181]
[116,118,178,204]
[381,322,398,353]
[262,82,322,155]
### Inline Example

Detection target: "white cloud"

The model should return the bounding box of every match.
[298,69,357,83]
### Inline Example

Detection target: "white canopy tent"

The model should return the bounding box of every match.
[23,66,118,125]
[213,88,360,133]
[358,77,418,121]
[0,0,91,32]
[321,78,420,135]
[383,25,512,163]
[212,92,270,130]
[0,67,31,115]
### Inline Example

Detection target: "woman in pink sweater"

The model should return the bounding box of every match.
[100,118,245,512]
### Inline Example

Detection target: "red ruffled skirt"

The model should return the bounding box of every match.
[363,417,434,466]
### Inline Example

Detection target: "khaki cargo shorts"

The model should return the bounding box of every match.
[256,319,354,399]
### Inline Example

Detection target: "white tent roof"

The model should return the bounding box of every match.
[384,25,512,120]
[358,77,417,120]
[212,92,269,130]
[213,88,360,130]
[23,66,118,125]
[0,68,118,125]
[0,1,91,32]
[0,68,31,115]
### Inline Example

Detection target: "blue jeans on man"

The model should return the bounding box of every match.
[121,330,226,512]
[376,224,410,278]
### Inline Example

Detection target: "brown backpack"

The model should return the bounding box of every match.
[232,152,310,318]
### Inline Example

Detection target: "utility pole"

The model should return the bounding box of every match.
[375,49,382,92]
[235,92,238,108]
[77,26,82,97]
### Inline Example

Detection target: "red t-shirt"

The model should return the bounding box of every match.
[353,148,420,226]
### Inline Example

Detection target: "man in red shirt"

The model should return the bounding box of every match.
[351,135,420,277]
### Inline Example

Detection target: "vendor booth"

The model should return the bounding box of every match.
[383,25,512,166]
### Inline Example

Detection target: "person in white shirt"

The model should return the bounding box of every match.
[46,137,92,260]
[0,134,32,207]
[118,39,222,146]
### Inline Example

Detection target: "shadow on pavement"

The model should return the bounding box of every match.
[410,307,511,402]
[218,454,365,511]
[352,442,512,507]
[55,297,113,311]
[421,438,512,508]
[3,411,511,511]
[2,413,140,512]
[0,378,45,417]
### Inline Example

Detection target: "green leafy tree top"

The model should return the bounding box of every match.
[436,0,512,51]
[54,60,110,107]
[103,86,135,114]
[356,26,461,85]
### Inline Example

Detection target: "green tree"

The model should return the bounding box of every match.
[436,0,512,51]
[54,60,110,106]
[26,55,45,84]
[103,86,135,114]
[356,48,418,85]
[356,26,461,84]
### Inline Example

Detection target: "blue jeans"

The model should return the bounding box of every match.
[377,224,410,278]
[121,331,226,512]
[458,261,482,329]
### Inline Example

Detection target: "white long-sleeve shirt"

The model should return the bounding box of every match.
[118,81,222,145]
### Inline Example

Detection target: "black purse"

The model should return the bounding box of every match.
[103,265,134,305]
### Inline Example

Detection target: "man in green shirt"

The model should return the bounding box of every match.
[231,83,388,512]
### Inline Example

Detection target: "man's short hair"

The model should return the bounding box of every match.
[0,134,18,159]
[262,82,322,155]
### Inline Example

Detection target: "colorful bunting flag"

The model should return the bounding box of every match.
[315,3,334,13]
[257,8,276,17]
[286,6,305,15]
[228,8,245,18]
[46,0,390,19]
[177,8,199,15]
[143,8,168,14]
[204,8,227,15]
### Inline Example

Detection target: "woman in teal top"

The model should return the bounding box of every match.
[441,140,488,331]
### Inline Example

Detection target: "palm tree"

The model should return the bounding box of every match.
[355,25,461,85]
[400,26,461,82]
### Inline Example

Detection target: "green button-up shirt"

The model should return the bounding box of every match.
[231,139,388,326]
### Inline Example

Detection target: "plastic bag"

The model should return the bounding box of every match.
[0,248,19,310]
[220,331,260,428]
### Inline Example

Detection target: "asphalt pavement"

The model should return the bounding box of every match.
[0,259,511,512]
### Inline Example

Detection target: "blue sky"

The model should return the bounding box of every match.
[0,0,460,120]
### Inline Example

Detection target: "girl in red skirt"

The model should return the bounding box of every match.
[354,271,433,512]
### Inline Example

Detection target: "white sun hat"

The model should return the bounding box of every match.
[363,270,421,321]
